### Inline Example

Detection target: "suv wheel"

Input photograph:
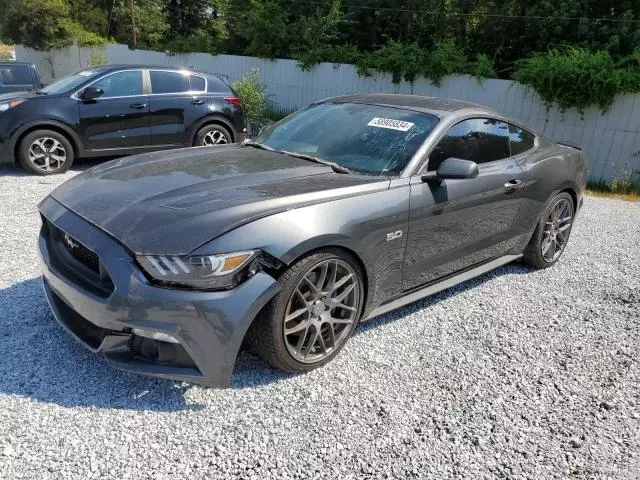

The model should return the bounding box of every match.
[194,124,232,146]
[248,249,365,373]
[19,130,74,175]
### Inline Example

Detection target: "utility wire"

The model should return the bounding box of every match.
[278,0,640,24]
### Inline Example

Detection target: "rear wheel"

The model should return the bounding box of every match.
[523,192,575,269]
[19,129,74,175]
[249,249,364,373]
[194,124,232,146]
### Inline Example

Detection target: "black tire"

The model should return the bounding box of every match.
[19,129,74,175]
[193,124,233,146]
[248,249,365,373]
[522,192,575,269]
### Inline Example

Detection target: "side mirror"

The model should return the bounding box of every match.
[422,157,479,182]
[80,86,104,101]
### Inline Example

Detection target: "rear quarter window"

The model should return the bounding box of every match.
[509,124,536,155]
[189,75,206,92]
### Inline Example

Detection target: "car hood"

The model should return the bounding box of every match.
[0,90,38,102]
[48,145,388,255]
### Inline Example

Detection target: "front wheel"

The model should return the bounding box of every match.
[19,130,74,175]
[194,124,232,146]
[249,250,365,373]
[523,192,575,269]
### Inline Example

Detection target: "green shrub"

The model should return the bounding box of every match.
[472,54,497,82]
[513,48,640,113]
[297,45,361,71]
[232,68,266,122]
[356,40,470,86]
[426,40,469,87]
[88,49,107,66]
[610,159,639,195]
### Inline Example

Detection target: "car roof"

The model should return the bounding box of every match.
[323,93,498,118]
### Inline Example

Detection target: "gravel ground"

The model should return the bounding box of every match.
[0,162,639,480]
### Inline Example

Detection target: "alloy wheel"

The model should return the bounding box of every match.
[541,197,574,262]
[283,259,360,364]
[203,130,229,145]
[28,137,67,172]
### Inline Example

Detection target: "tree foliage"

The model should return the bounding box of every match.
[1,0,639,109]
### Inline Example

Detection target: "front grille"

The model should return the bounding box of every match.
[49,223,100,274]
[42,219,114,296]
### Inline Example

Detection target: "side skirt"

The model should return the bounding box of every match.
[362,254,523,321]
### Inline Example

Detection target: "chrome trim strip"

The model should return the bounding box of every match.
[71,68,208,100]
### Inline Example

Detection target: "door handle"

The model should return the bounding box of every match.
[129,103,147,109]
[191,98,205,105]
[504,179,524,192]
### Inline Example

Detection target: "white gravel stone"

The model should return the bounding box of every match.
[0,162,639,479]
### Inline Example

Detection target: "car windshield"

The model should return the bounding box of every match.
[39,68,109,95]
[255,102,439,176]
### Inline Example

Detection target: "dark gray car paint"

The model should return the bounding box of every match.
[38,94,587,386]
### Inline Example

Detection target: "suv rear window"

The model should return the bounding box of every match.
[0,65,32,86]
[207,75,233,93]
[150,71,188,94]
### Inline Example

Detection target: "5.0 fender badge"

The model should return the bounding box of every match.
[386,230,403,241]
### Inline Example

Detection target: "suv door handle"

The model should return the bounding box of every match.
[191,98,205,105]
[129,103,147,109]
[504,179,524,192]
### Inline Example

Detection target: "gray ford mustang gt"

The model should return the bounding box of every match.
[38,94,588,386]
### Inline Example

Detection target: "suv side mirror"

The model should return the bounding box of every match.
[80,86,104,101]
[422,157,479,181]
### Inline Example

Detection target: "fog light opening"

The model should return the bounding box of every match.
[131,328,179,344]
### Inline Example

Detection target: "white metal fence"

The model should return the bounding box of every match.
[16,43,640,183]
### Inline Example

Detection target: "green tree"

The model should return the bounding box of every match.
[225,0,291,58]
[0,0,76,49]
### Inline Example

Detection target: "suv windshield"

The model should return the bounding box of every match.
[40,68,109,95]
[256,102,438,176]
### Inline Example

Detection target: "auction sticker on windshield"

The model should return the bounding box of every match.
[367,117,415,131]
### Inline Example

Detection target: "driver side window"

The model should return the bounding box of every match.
[90,70,144,98]
[427,117,510,171]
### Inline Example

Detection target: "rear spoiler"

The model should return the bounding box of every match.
[557,141,582,150]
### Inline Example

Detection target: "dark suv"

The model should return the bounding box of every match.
[0,65,246,174]
[0,62,43,94]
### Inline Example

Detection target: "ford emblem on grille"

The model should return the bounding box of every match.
[63,233,80,250]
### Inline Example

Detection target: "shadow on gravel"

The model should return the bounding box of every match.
[228,262,536,389]
[355,262,535,335]
[0,278,200,412]
[0,264,536,401]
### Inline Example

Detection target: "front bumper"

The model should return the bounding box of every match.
[38,196,280,387]
[0,137,13,164]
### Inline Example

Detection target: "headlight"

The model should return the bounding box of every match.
[0,99,25,112]
[137,250,259,290]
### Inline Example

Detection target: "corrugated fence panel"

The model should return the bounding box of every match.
[15,44,640,183]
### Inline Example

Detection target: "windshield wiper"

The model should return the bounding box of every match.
[35,90,48,95]
[241,140,350,174]
[280,151,351,174]
[241,139,274,151]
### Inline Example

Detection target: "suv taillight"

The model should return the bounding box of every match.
[224,96,242,106]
